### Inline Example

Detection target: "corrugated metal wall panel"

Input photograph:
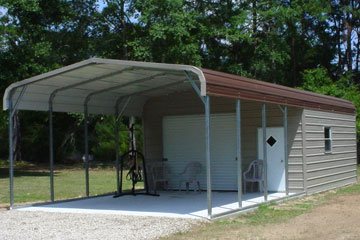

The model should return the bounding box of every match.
[304,109,358,194]
[307,176,357,193]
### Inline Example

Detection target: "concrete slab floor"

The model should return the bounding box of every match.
[16,191,292,219]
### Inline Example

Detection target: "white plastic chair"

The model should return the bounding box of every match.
[243,159,264,193]
[178,162,202,192]
[148,162,170,194]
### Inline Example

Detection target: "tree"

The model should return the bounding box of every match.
[0,0,99,162]
[0,0,358,163]
[329,0,360,82]
[300,67,360,145]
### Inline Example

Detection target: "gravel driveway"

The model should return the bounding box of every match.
[0,210,201,240]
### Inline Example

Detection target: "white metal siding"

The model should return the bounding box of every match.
[304,109,357,193]
[163,113,237,190]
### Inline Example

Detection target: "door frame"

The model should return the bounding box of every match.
[257,127,286,192]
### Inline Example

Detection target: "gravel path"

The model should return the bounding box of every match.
[0,210,202,240]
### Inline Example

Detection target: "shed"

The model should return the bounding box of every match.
[3,58,358,219]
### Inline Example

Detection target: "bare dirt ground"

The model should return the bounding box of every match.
[164,186,360,240]
[232,194,360,240]
[254,194,360,240]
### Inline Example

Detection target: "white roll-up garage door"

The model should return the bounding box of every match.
[163,113,237,190]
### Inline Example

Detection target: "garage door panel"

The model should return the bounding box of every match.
[163,113,237,190]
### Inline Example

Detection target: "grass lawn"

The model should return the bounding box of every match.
[0,160,142,207]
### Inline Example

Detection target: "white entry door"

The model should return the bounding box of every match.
[257,127,285,192]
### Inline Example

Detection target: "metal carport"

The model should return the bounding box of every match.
[3,58,355,219]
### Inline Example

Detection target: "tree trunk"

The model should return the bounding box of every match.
[252,0,257,42]
[252,0,257,77]
[13,111,21,162]
[355,29,359,76]
[333,16,343,74]
[345,8,353,74]
[120,0,128,60]
[291,35,296,86]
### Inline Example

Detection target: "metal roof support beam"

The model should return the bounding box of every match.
[187,68,212,218]
[262,104,268,201]
[49,67,133,106]
[7,60,96,94]
[184,71,205,104]
[85,73,165,107]
[114,80,185,110]
[204,96,212,219]
[236,99,242,208]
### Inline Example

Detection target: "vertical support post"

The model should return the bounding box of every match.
[8,98,14,208]
[84,104,89,197]
[205,96,212,218]
[49,101,55,202]
[115,108,120,194]
[262,104,268,201]
[283,106,289,196]
[236,99,242,208]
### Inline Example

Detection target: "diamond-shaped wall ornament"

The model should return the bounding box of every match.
[266,136,277,147]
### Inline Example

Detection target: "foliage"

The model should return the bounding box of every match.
[0,0,358,162]
[91,116,143,162]
[300,67,360,137]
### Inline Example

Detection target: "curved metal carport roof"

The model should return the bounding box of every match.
[3,58,355,115]
[3,58,206,116]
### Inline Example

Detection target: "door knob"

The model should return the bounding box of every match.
[280,159,284,162]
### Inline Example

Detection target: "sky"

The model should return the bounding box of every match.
[0,6,8,17]
[97,0,107,12]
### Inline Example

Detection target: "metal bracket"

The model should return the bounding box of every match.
[278,105,285,113]
[116,97,132,121]
[184,71,206,104]
[10,86,27,117]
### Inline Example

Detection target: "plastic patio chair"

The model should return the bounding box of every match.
[243,159,264,193]
[148,162,171,194]
[178,162,202,192]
